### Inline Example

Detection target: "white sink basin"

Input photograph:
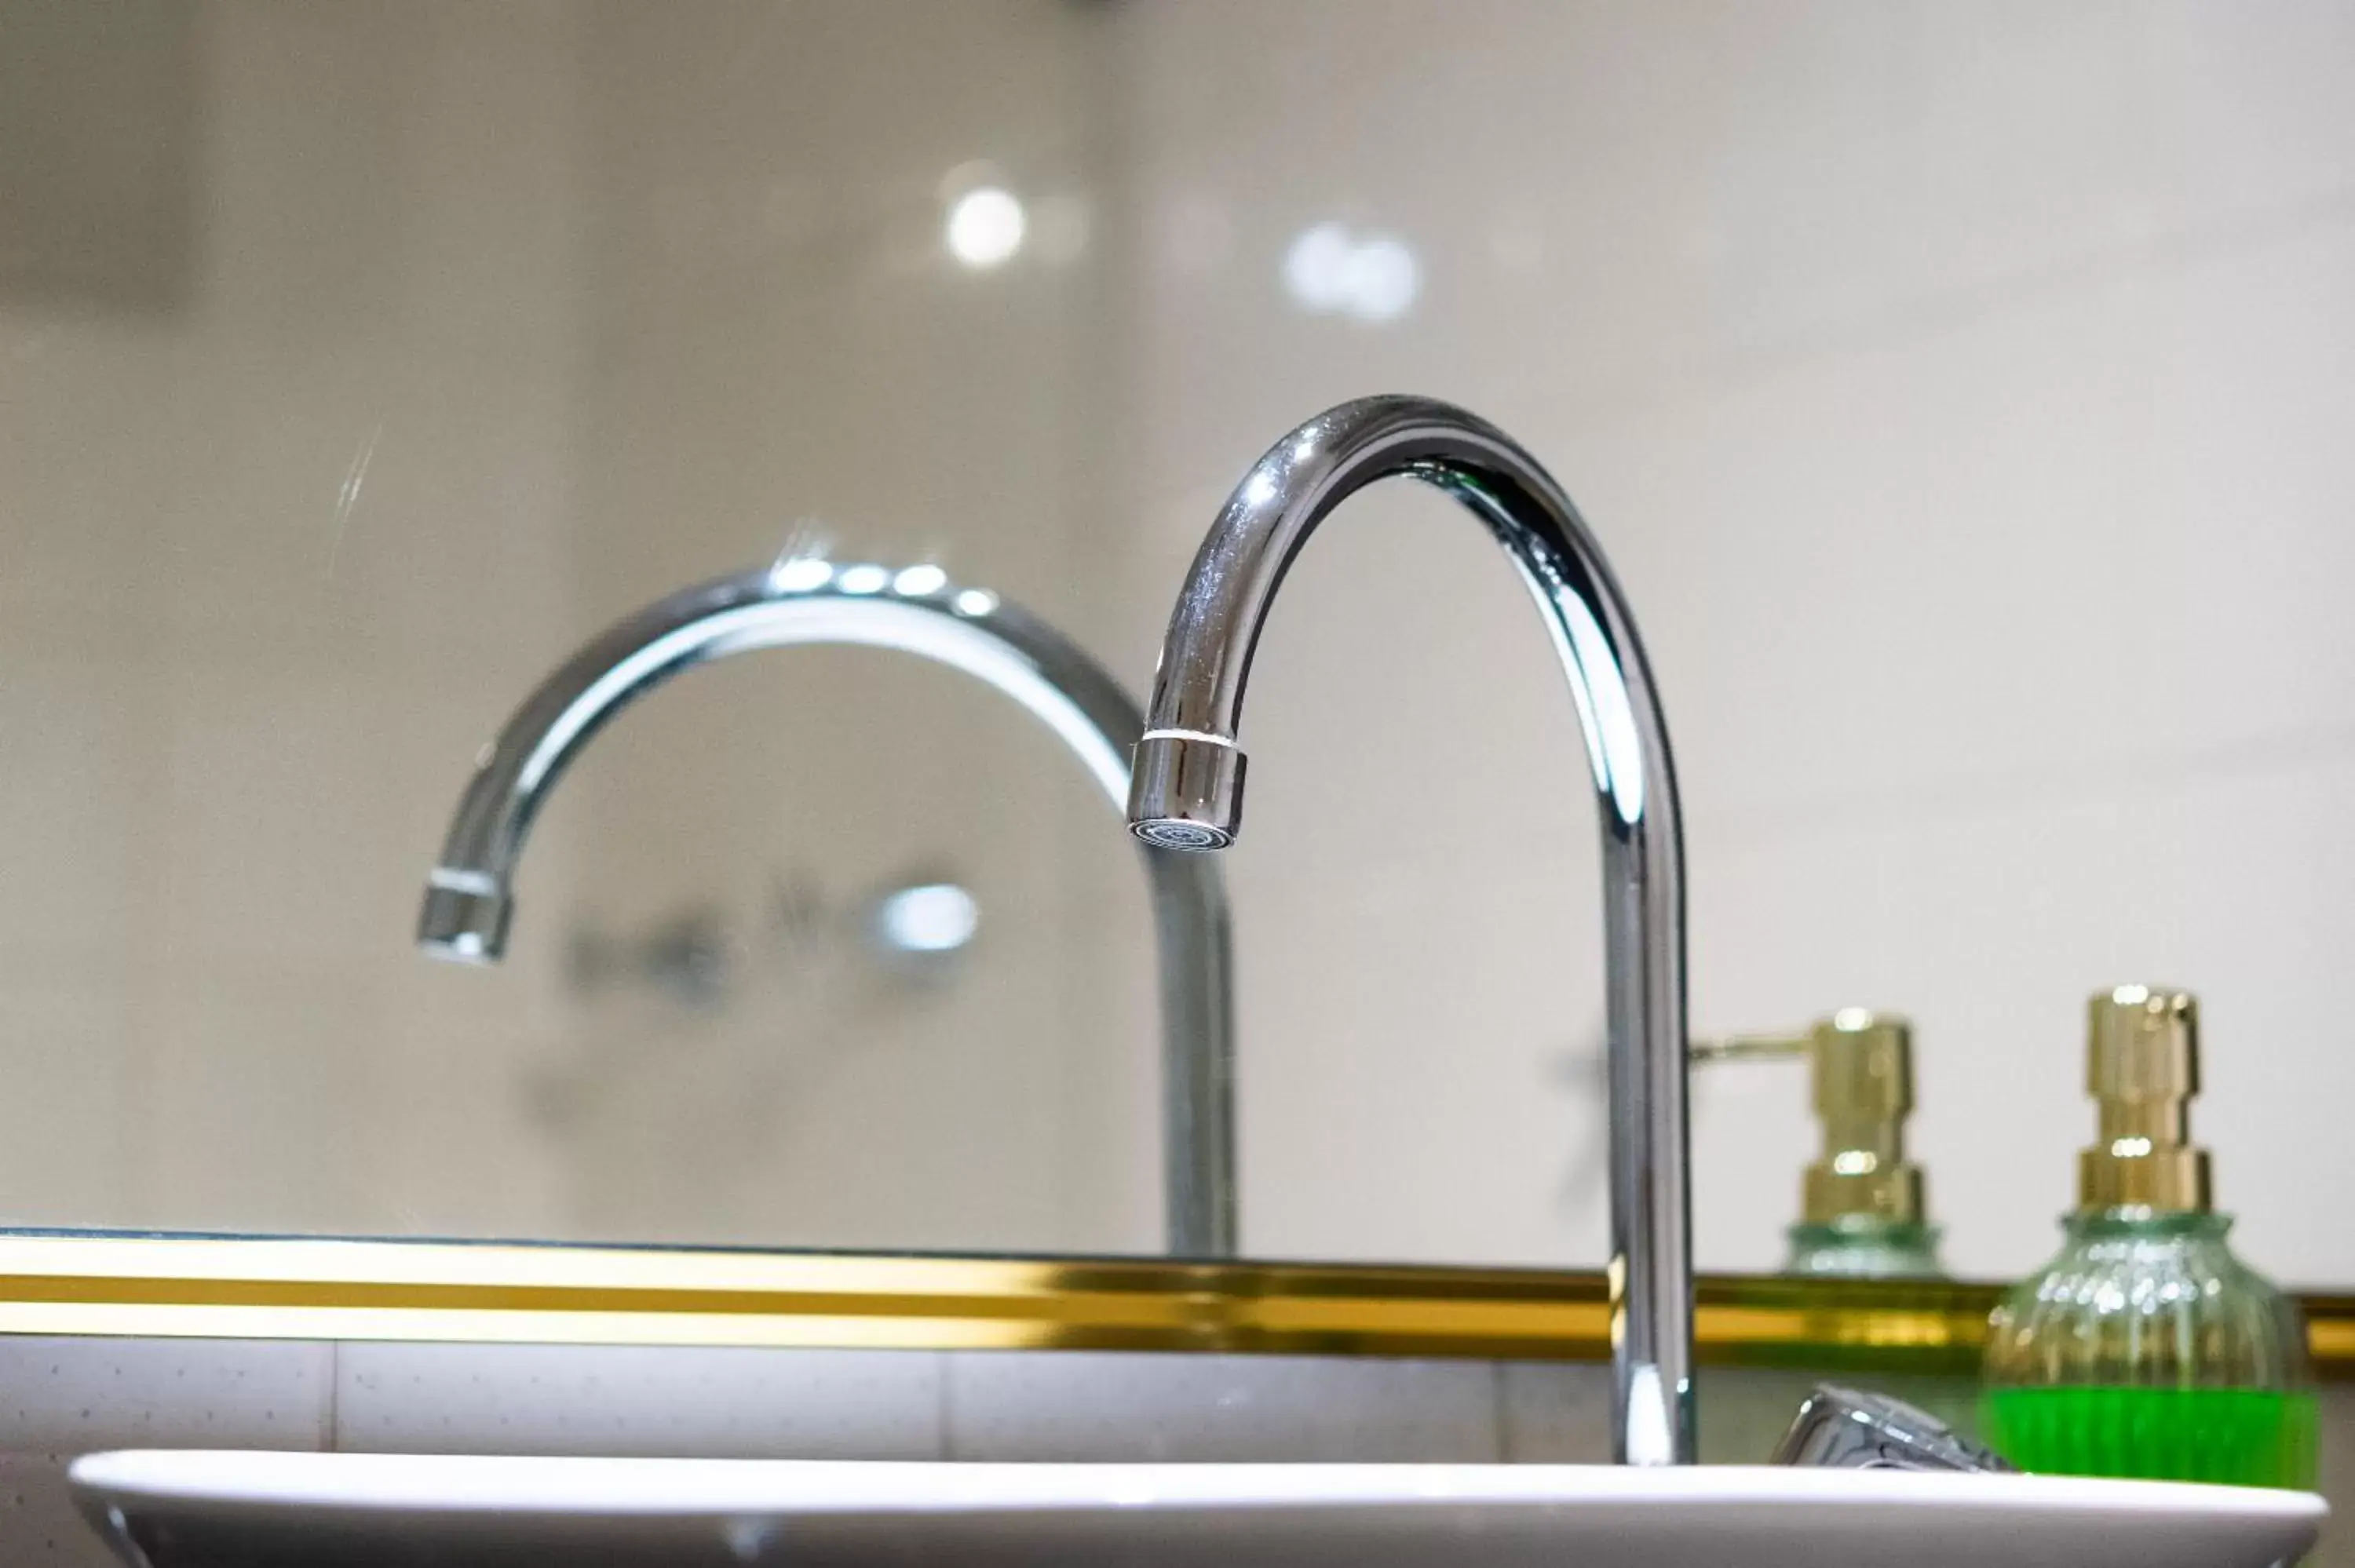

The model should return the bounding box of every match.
[69,1452,2324,1568]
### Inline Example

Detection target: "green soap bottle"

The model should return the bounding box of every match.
[1981,986,2316,1489]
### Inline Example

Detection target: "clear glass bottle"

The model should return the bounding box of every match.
[1981,986,2315,1488]
[1785,1214,1944,1278]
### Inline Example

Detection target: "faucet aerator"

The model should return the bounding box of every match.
[416,882,512,965]
[1131,819,1232,852]
[1126,731,1246,849]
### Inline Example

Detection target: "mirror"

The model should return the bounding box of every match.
[5,1,2346,1290]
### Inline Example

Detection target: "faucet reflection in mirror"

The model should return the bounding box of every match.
[1126,396,1694,1464]
[415,557,1239,1256]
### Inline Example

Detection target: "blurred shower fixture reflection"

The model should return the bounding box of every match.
[416,556,1239,1256]
[564,873,980,1010]
[569,904,736,1008]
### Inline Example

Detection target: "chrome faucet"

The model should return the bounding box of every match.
[417,557,1239,1258]
[1126,396,1693,1464]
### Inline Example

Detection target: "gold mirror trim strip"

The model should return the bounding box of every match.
[0,1235,2346,1377]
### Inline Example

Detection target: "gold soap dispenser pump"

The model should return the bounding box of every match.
[1697,1008,1944,1279]
[1981,986,2316,1486]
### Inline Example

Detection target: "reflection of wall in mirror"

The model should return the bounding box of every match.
[0,1,583,1239]
[2,0,2351,1285]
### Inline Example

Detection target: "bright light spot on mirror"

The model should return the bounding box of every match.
[1282,222,1420,322]
[875,883,979,954]
[952,588,999,617]
[1347,237,1418,321]
[892,564,948,597]
[946,187,1025,269]
[1282,222,1353,308]
[768,556,834,594]
[837,563,889,595]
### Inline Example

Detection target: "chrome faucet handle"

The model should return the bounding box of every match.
[1770,1384,2016,1472]
[1127,395,1695,1464]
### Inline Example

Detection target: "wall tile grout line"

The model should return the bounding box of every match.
[322,1339,339,1453]
[932,1350,953,1461]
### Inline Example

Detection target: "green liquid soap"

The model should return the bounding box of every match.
[1983,1386,2318,1490]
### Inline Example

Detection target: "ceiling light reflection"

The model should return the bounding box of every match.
[1348,237,1418,321]
[1282,222,1420,323]
[945,187,1025,269]
[1282,223,1354,309]
[768,556,834,594]
[874,883,980,955]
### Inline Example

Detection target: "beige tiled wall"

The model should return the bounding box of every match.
[0,1,583,1238]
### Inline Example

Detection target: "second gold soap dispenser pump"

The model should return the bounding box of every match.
[1698,1009,1944,1279]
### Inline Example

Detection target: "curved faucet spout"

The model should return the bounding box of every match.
[418,558,1237,1258]
[1126,395,1692,1464]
